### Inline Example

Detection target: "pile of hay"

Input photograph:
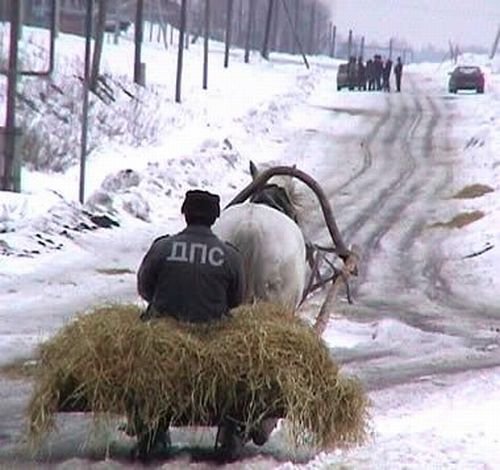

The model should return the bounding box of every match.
[27,302,369,450]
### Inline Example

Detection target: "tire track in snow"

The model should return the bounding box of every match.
[333,97,392,194]
[323,93,415,249]
[338,82,424,284]
[328,84,500,388]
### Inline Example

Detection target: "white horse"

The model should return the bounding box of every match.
[214,162,350,310]
[214,199,306,309]
[213,163,354,450]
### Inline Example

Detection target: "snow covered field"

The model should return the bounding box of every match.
[1,24,500,469]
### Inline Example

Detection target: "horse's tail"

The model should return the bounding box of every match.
[230,226,263,303]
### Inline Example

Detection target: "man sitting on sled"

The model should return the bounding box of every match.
[138,189,245,324]
[136,189,273,460]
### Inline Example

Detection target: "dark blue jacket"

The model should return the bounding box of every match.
[138,225,244,322]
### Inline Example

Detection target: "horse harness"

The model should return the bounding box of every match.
[249,183,350,305]
[249,183,315,266]
[249,184,298,223]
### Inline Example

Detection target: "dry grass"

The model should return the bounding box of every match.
[26,303,369,451]
[429,210,484,229]
[452,184,494,199]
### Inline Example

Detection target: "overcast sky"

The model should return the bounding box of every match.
[329,0,500,51]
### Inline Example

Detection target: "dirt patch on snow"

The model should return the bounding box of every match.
[429,210,485,229]
[452,184,494,199]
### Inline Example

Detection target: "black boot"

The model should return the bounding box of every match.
[131,428,171,462]
[250,418,278,446]
[216,419,247,462]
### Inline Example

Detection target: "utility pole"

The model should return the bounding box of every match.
[244,0,256,63]
[490,25,500,59]
[262,0,275,60]
[224,0,234,68]
[280,0,308,68]
[184,1,190,50]
[270,0,280,52]
[114,0,121,45]
[176,0,188,102]
[90,0,108,91]
[347,29,352,59]
[307,0,316,54]
[203,0,210,89]
[330,25,336,58]
[54,0,60,37]
[3,1,21,191]
[134,0,144,85]
[328,22,332,55]
[448,40,454,63]
[448,40,459,63]
[79,0,93,203]
[293,0,300,54]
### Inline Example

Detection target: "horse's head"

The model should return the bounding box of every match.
[248,162,298,222]
[225,161,350,259]
[248,161,301,223]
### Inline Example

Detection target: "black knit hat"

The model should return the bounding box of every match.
[181,190,221,221]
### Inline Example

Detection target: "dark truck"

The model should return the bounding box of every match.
[336,61,366,91]
[336,63,350,91]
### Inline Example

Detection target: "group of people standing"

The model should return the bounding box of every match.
[348,55,403,92]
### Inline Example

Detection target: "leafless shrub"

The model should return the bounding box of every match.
[16,56,174,173]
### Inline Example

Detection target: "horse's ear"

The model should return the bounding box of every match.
[249,161,259,180]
